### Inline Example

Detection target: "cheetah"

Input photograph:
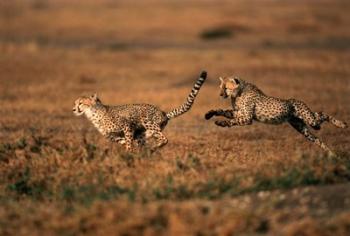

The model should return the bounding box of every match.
[205,76,347,154]
[73,71,207,151]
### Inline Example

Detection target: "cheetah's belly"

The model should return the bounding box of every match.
[254,100,290,124]
[94,120,121,135]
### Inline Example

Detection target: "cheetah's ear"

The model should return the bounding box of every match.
[230,77,240,84]
[91,93,98,100]
[219,77,224,83]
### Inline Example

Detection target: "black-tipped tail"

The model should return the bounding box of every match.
[166,71,207,119]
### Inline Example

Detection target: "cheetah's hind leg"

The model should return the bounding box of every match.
[314,112,348,129]
[142,124,168,151]
[289,99,347,130]
[288,117,335,156]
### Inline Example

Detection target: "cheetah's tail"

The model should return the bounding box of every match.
[166,71,207,120]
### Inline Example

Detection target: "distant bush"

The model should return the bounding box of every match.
[31,0,49,10]
[200,23,249,40]
[200,27,233,40]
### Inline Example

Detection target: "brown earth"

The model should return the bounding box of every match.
[0,0,349,235]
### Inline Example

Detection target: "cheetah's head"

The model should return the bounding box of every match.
[73,93,101,116]
[219,76,242,99]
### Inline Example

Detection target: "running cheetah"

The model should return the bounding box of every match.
[73,71,207,151]
[205,76,347,154]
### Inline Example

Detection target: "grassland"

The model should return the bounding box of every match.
[0,0,350,235]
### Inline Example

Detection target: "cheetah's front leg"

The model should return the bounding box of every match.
[110,135,146,150]
[121,126,135,151]
[106,133,126,145]
[214,109,253,127]
[205,109,234,120]
[142,122,168,150]
[215,117,253,127]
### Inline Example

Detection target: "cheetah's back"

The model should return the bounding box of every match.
[108,104,168,128]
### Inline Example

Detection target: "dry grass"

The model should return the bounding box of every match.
[0,0,350,235]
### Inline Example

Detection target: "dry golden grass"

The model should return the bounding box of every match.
[0,0,350,235]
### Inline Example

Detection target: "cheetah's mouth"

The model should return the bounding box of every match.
[73,107,84,116]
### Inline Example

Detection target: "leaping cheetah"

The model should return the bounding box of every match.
[73,71,207,151]
[205,76,347,154]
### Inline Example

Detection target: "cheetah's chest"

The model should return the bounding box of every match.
[86,110,120,135]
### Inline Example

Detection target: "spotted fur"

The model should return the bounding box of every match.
[205,76,347,154]
[73,71,207,151]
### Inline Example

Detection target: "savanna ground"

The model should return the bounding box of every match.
[0,0,350,235]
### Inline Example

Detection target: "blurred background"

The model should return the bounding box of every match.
[1,0,349,121]
[0,0,349,235]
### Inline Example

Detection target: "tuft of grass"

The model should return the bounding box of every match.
[120,153,136,167]
[60,184,136,206]
[176,154,201,172]
[7,168,48,199]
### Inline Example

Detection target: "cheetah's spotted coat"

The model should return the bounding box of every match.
[73,71,207,151]
[205,76,347,154]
